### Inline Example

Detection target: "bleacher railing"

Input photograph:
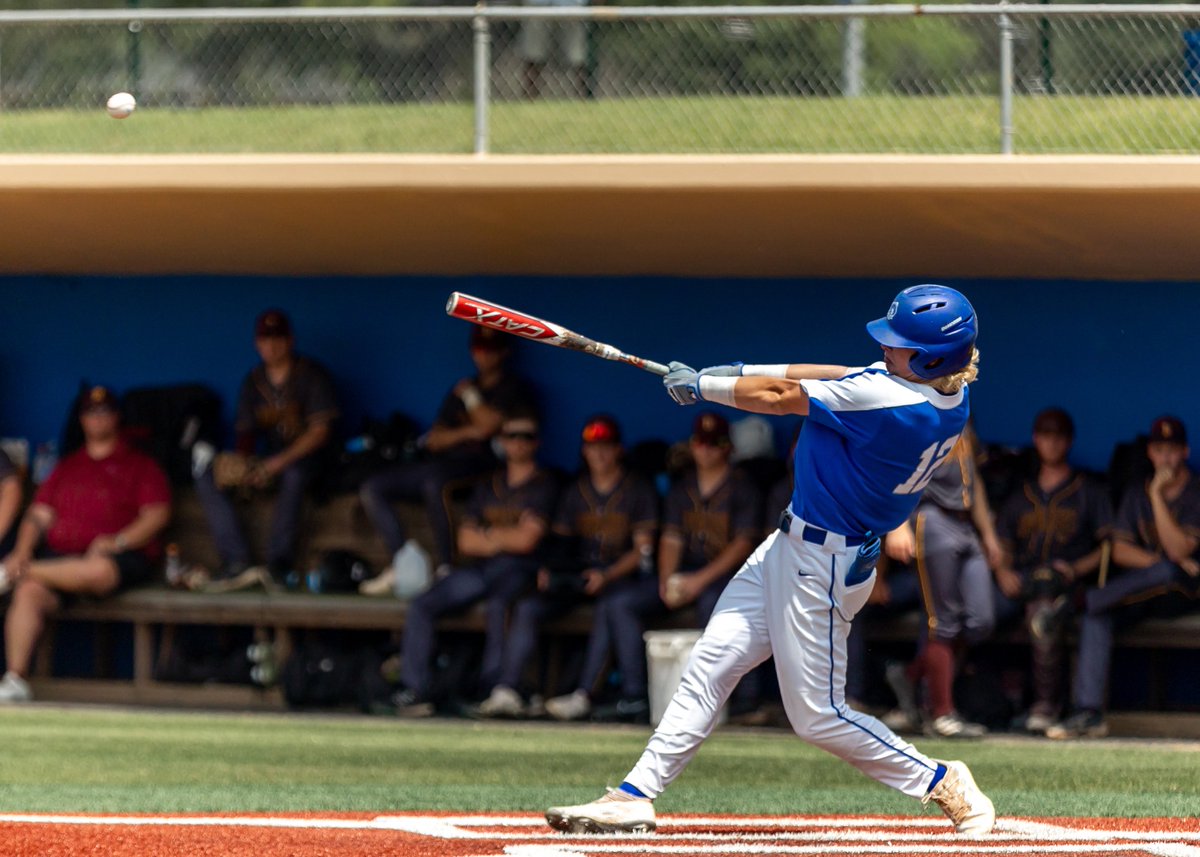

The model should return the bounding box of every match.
[5,5,1200,154]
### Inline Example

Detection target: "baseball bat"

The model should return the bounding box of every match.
[445,292,669,376]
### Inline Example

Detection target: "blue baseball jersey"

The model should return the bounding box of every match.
[791,362,970,537]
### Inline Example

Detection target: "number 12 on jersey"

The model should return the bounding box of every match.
[894,435,961,495]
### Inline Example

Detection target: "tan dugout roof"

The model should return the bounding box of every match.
[0,155,1194,280]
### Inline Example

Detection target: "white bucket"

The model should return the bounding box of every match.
[643,629,727,727]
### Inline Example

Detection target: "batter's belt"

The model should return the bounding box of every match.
[778,508,866,548]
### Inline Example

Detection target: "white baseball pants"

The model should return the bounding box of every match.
[624,519,940,799]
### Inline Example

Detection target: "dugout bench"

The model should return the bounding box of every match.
[29,587,698,711]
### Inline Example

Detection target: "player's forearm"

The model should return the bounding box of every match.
[693,537,755,588]
[1149,496,1197,562]
[698,376,810,416]
[601,545,642,583]
[116,504,171,550]
[13,504,52,557]
[1112,539,1158,569]
[1068,545,1105,577]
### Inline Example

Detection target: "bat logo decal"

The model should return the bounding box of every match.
[471,307,551,338]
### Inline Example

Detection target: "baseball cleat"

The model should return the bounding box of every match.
[546,789,656,834]
[922,760,995,836]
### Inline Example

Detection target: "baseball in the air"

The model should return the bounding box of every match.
[106,92,137,119]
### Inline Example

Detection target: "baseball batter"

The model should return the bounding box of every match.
[546,285,995,837]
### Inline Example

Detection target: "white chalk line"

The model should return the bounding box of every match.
[0,812,1197,856]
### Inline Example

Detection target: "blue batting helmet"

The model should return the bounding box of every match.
[865,285,977,380]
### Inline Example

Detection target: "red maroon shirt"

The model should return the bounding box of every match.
[34,442,171,559]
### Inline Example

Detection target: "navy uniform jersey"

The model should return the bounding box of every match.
[435,371,538,457]
[554,471,659,569]
[463,467,559,537]
[794,362,969,537]
[664,469,761,570]
[1112,473,1200,558]
[997,470,1112,571]
[235,354,339,455]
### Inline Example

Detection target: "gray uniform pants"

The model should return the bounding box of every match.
[915,504,995,644]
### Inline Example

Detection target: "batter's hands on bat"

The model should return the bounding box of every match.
[664,361,701,406]
[698,362,744,378]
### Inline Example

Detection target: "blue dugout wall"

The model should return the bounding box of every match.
[0,274,1185,474]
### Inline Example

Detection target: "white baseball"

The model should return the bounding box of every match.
[106,92,136,119]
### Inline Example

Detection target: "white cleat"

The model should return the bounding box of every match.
[546,789,656,834]
[922,760,995,836]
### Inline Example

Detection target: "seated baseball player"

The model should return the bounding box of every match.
[359,326,536,586]
[578,412,759,724]
[194,308,339,585]
[480,414,659,720]
[1047,415,1200,740]
[391,409,557,717]
[991,407,1111,735]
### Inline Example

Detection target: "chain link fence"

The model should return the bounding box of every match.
[4,5,1200,154]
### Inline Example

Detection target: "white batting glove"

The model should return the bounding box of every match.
[664,361,701,406]
[698,362,744,378]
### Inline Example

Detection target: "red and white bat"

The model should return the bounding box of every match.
[445,292,669,376]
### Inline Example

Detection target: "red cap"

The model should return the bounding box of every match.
[581,415,622,444]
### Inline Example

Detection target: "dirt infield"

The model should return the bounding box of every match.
[3,812,1199,857]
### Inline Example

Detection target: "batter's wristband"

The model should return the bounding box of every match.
[698,375,737,407]
[740,364,790,378]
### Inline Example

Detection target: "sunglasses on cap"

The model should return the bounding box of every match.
[502,430,538,441]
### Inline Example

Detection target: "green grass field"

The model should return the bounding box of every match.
[2,706,1198,818]
[5,95,1200,154]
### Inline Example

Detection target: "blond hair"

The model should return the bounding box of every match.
[928,347,979,395]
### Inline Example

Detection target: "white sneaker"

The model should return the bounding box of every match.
[929,712,987,739]
[0,671,32,703]
[545,689,591,721]
[359,567,396,596]
[476,686,525,718]
[922,760,995,836]
[546,789,656,834]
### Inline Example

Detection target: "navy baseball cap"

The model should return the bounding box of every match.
[255,308,292,338]
[81,385,119,413]
[692,412,731,447]
[470,326,508,353]
[1150,415,1188,446]
[1033,407,1075,439]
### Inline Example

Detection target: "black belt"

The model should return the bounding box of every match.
[778,508,865,548]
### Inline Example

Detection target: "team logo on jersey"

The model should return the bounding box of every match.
[886,301,898,319]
